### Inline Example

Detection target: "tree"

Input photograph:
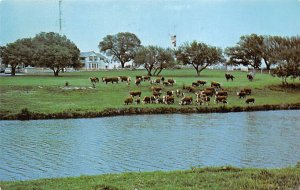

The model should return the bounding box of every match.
[261,35,283,70]
[134,46,174,76]
[98,32,141,68]
[175,41,224,76]
[33,32,81,76]
[272,36,300,84]
[225,34,263,69]
[0,38,34,76]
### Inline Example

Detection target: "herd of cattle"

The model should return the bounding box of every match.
[89,72,256,106]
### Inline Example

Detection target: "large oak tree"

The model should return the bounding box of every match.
[134,46,174,76]
[98,32,141,68]
[175,41,224,76]
[0,38,34,76]
[33,32,81,76]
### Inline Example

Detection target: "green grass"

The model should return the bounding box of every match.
[0,69,300,118]
[1,166,299,190]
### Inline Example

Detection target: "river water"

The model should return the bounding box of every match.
[0,110,300,181]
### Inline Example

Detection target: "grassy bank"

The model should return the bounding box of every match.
[1,69,300,119]
[1,167,300,190]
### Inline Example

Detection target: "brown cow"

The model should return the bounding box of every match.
[167,79,176,86]
[225,73,235,81]
[143,76,151,81]
[215,96,227,104]
[102,77,119,84]
[163,95,175,104]
[90,77,99,88]
[151,86,163,92]
[211,81,221,88]
[129,91,141,97]
[245,98,255,104]
[180,96,193,105]
[247,73,254,81]
[201,90,214,97]
[124,96,133,105]
[142,96,151,104]
[216,90,228,97]
[135,78,142,86]
[243,88,252,95]
[197,80,207,86]
[192,82,200,87]
[237,91,247,98]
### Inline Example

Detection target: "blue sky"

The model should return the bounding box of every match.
[0,0,299,52]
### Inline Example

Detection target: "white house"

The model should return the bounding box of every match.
[80,51,107,70]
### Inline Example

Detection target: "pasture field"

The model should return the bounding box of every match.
[1,166,299,190]
[0,68,299,119]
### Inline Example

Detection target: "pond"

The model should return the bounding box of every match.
[0,110,300,181]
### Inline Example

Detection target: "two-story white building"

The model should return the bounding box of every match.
[80,51,107,70]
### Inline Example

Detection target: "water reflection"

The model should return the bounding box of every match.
[0,110,299,181]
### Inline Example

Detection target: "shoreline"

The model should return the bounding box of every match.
[1,103,300,120]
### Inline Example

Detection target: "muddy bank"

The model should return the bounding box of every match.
[1,103,300,120]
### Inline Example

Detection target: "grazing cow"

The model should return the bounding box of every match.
[142,76,151,81]
[180,96,193,105]
[152,91,162,98]
[215,96,227,104]
[142,96,151,104]
[161,76,165,82]
[203,96,211,105]
[163,81,171,86]
[197,80,207,86]
[135,78,142,86]
[124,96,133,105]
[192,82,200,87]
[225,73,235,81]
[211,81,221,88]
[151,86,163,92]
[237,91,247,98]
[216,90,228,97]
[245,98,255,104]
[129,91,142,98]
[119,76,131,85]
[166,90,174,96]
[183,85,196,93]
[201,90,214,97]
[135,98,141,104]
[102,77,119,84]
[247,73,254,81]
[150,95,157,103]
[151,78,161,84]
[89,77,99,88]
[163,95,175,105]
[167,79,176,86]
[243,88,252,95]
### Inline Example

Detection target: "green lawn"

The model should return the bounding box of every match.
[0,68,299,118]
[1,167,299,190]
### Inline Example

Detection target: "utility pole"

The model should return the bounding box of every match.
[59,0,62,33]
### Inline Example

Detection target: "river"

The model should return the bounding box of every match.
[0,110,300,181]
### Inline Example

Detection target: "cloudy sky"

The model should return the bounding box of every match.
[0,0,299,52]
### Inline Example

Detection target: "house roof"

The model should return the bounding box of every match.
[80,51,106,59]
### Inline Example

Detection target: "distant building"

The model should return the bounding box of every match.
[79,51,107,70]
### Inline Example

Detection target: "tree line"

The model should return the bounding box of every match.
[1,32,299,84]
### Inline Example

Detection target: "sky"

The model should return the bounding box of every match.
[0,0,299,52]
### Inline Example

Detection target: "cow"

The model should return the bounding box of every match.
[156,97,164,104]
[135,98,141,104]
[180,96,193,105]
[243,88,252,95]
[151,78,161,85]
[216,90,228,97]
[237,91,247,98]
[195,98,203,106]
[142,76,151,81]
[197,80,207,86]
[192,82,200,87]
[135,78,142,86]
[163,95,175,105]
[166,90,174,96]
[129,91,142,98]
[203,95,211,105]
[152,91,162,98]
[247,73,254,81]
[163,81,171,86]
[215,96,227,104]
[245,98,255,104]
[136,76,143,80]
[89,77,99,88]
[225,73,235,81]
[201,90,214,97]
[124,96,133,105]
[151,86,163,92]
[142,96,151,104]
[211,81,221,89]
[167,79,176,86]
[102,77,119,84]
[119,76,131,85]
[184,85,196,93]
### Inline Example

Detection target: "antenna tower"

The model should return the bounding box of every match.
[59,0,62,33]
